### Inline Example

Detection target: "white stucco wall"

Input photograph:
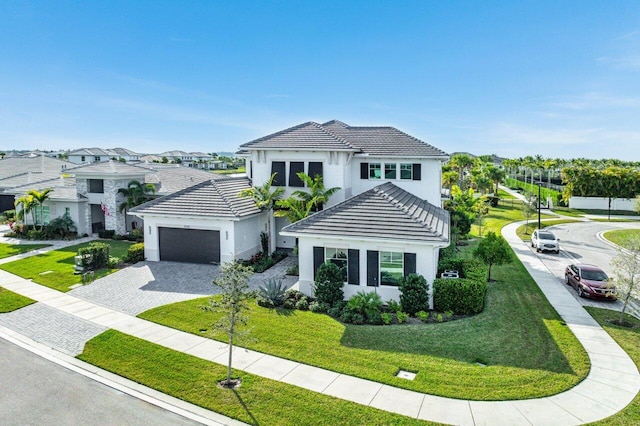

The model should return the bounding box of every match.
[248,150,352,206]
[569,196,638,212]
[138,213,266,264]
[295,235,442,306]
[351,158,443,206]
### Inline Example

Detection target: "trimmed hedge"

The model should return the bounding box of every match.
[124,243,145,263]
[433,278,487,314]
[435,257,488,314]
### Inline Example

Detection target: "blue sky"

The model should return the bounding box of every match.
[1,1,639,159]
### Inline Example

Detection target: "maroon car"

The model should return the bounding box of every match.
[564,264,616,300]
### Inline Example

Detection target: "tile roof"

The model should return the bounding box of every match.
[8,177,84,201]
[0,156,73,180]
[142,165,221,194]
[281,182,449,243]
[130,177,261,219]
[71,160,151,176]
[238,120,448,157]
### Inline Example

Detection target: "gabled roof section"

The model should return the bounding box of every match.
[142,165,221,195]
[238,120,448,158]
[239,121,357,151]
[71,160,151,176]
[0,156,73,180]
[281,182,449,243]
[130,177,261,219]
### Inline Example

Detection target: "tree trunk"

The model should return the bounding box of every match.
[227,311,235,382]
[619,292,631,324]
[487,264,492,282]
[269,210,276,254]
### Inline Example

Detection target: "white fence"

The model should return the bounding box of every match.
[569,196,637,211]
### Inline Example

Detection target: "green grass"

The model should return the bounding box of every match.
[602,229,640,246]
[140,242,589,401]
[0,240,133,292]
[0,287,35,312]
[592,218,640,223]
[78,330,433,426]
[497,189,516,199]
[552,207,585,218]
[516,219,581,241]
[212,167,246,175]
[575,209,639,217]
[585,308,640,425]
[504,177,562,202]
[0,242,51,259]
[472,201,554,236]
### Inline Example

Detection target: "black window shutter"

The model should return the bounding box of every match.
[308,162,323,180]
[313,246,324,279]
[404,253,417,276]
[360,163,368,180]
[412,163,421,181]
[348,249,359,285]
[271,161,286,186]
[367,250,379,286]
[289,162,305,187]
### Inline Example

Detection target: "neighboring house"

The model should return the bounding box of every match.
[67,147,142,164]
[157,151,216,169]
[129,177,267,265]
[0,156,74,212]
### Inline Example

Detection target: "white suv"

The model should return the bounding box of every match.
[531,229,560,254]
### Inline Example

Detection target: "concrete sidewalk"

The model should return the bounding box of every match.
[1,224,639,424]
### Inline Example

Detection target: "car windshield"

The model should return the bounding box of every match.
[539,232,555,240]
[581,269,608,281]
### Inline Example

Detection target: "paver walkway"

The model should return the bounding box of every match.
[1,223,639,425]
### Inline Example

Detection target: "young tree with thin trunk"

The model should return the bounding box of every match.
[473,231,512,282]
[239,173,285,254]
[203,261,254,387]
[611,234,640,325]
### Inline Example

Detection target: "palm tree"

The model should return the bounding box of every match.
[485,164,506,195]
[118,180,156,232]
[291,172,340,212]
[239,173,285,253]
[27,188,53,231]
[274,197,315,223]
[449,154,475,189]
[14,194,37,229]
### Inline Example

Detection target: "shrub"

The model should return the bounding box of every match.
[285,264,299,276]
[130,228,143,242]
[396,311,409,324]
[283,299,296,310]
[107,256,121,268]
[433,278,487,314]
[346,291,383,324]
[258,278,288,307]
[284,289,307,303]
[313,262,344,307]
[327,300,347,318]
[399,274,430,316]
[98,229,116,239]
[27,229,46,240]
[78,242,110,270]
[260,231,269,254]
[3,210,16,221]
[46,215,76,239]
[488,196,500,207]
[309,301,329,313]
[385,299,402,313]
[124,243,145,263]
[381,312,393,325]
[295,297,309,311]
[416,310,429,322]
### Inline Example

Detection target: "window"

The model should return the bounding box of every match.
[400,164,413,180]
[35,206,50,225]
[81,156,86,162]
[94,156,101,162]
[308,162,323,180]
[380,251,403,286]
[385,163,396,179]
[326,248,348,282]
[369,163,381,179]
[289,162,305,187]
[270,161,286,186]
[88,179,104,193]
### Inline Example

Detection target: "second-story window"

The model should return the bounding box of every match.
[385,163,396,179]
[271,161,286,186]
[369,163,381,179]
[88,179,104,193]
[289,162,304,187]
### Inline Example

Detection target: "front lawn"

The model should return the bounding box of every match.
[603,229,640,246]
[471,201,554,236]
[0,240,133,292]
[585,308,640,425]
[0,242,51,259]
[140,243,589,401]
[78,330,431,426]
[0,287,35,312]
[516,219,581,241]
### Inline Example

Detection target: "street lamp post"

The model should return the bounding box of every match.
[536,181,542,230]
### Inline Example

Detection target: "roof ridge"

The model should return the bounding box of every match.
[211,179,241,217]
[384,126,448,156]
[130,179,211,212]
[314,122,359,150]
[239,121,318,148]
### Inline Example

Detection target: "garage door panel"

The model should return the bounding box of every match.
[159,228,220,264]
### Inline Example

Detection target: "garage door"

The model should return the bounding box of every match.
[158,228,220,264]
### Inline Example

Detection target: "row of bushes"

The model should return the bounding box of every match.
[434,256,488,315]
[78,242,145,272]
[6,217,78,240]
[240,250,288,273]
[98,228,144,243]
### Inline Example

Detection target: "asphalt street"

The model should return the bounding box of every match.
[528,220,640,312]
[0,337,199,426]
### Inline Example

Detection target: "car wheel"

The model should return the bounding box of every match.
[531,241,534,248]
[555,250,560,254]
[564,275,570,285]
[577,286,585,298]
[536,247,541,253]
